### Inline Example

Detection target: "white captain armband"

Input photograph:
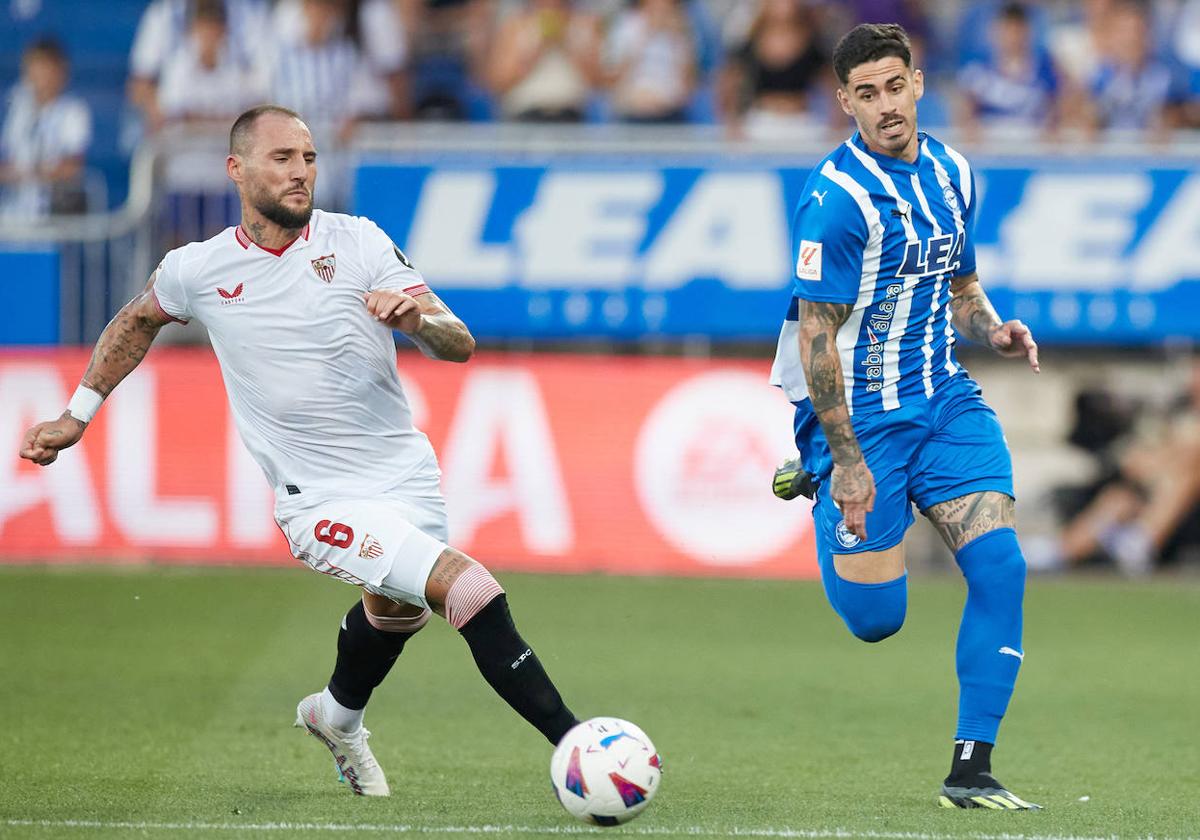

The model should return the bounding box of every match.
[65,385,104,424]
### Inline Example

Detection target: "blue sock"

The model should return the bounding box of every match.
[954,527,1026,743]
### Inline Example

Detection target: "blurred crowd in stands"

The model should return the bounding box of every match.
[5,0,1200,217]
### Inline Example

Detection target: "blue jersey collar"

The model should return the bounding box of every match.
[849,130,927,174]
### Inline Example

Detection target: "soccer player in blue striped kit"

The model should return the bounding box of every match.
[769,24,1041,809]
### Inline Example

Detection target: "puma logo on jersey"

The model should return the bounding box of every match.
[811,190,827,206]
[216,283,245,304]
[998,646,1024,660]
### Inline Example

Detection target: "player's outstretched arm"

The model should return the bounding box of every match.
[364,289,476,362]
[19,271,174,466]
[949,273,1040,373]
[798,299,875,541]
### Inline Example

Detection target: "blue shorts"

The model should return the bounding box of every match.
[793,375,1014,556]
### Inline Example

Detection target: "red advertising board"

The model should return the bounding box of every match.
[0,349,817,578]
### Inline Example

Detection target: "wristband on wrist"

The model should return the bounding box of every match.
[66,385,104,424]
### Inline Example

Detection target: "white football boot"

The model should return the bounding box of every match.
[294,693,390,796]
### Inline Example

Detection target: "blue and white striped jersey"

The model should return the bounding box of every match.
[769,131,977,415]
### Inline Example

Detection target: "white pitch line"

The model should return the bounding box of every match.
[3,821,1197,840]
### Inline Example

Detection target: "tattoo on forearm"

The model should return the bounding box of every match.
[923,491,1015,552]
[81,296,164,396]
[950,278,1002,346]
[799,301,863,467]
[411,292,475,362]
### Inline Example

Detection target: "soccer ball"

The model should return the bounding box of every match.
[549,717,661,826]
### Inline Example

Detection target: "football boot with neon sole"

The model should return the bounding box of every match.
[938,773,1041,810]
[294,692,390,796]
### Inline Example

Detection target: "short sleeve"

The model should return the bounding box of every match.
[129,0,171,78]
[791,174,868,304]
[57,100,92,158]
[152,248,192,324]
[359,218,430,296]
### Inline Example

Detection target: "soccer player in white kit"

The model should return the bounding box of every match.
[19,105,580,797]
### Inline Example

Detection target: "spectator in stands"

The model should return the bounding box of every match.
[157,0,266,124]
[1032,365,1200,576]
[487,0,604,122]
[955,3,1061,142]
[717,0,832,140]
[400,0,496,120]
[273,0,413,118]
[605,0,696,123]
[1046,0,1112,130]
[128,0,268,134]
[1085,0,1186,139]
[1165,0,1200,127]
[261,0,387,138]
[0,38,93,218]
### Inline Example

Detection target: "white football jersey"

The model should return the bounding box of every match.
[153,209,441,517]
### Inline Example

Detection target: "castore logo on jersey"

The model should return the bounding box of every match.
[216,283,245,305]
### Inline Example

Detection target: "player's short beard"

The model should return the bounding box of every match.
[252,187,313,230]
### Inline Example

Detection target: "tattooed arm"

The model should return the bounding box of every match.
[797,299,875,541]
[364,289,476,362]
[19,271,174,465]
[949,273,1040,372]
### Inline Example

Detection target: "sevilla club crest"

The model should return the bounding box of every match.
[311,253,336,283]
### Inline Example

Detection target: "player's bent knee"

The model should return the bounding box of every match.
[440,559,506,630]
[363,597,432,634]
[835,573,908,643]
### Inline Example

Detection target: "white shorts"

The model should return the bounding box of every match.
[276,492,450,608]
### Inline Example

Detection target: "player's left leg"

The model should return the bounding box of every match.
[923,492,1037,808]
[422,548,580,745]
[913,379,1039,809]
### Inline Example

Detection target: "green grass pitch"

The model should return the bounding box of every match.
[1,566,1197,839]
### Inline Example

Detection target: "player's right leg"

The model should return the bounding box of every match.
[421,548,580,746]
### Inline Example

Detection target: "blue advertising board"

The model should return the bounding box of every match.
[354,153,1200,344]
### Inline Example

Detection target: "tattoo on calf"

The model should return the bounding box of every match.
[924,491,1015,552]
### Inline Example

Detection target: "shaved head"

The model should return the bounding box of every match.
[229,104,305,156]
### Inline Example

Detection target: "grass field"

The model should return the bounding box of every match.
[1,565,1197,840]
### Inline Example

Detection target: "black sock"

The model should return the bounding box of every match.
[945,739,994,785]
[458,594,579,745]
[327,600,417,710]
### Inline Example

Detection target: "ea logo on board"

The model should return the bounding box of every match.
[835,520,861,549]
[634,371,808,565]
[942,185,959,213]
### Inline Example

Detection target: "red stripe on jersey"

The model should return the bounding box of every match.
[236,223,310,256]
[151,289,188,325]
[403,284,431,297]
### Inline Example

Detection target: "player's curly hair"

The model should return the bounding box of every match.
[832,23,912,85]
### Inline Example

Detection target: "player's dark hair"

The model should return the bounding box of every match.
[192,0,228,25]
[832,23,912,85]
[229,104,304,155]
[23,36,68,67]
[997,2,1029,23]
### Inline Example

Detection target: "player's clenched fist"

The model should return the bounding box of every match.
[364,290,422,335]
[20,415,86,466]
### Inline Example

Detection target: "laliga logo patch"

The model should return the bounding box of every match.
[942,185,959,213]
[835,520,860,548]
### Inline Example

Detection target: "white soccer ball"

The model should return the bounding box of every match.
[549,717,661,826]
